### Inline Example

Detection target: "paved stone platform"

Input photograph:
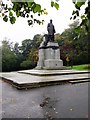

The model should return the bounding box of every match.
[0,69,90,89]
[18,69,89,76]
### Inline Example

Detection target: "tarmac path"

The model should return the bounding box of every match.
[0,79,89,119]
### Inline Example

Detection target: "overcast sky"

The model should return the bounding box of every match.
[0,0,77,45]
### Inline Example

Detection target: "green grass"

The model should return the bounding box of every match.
[67,64,90,71]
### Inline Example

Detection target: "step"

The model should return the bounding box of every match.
[69,79,90,84]
[0,71,89,89]
[18,69,89,76]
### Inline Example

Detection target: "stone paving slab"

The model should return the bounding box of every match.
[69,79,90,84]
[0,72,89,84]
[0,70,90,89]
[18,69,89,76]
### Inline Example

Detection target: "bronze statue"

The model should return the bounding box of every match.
[42,20,56,47]
[47,19,56,41]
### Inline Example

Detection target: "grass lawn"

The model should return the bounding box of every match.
[67,64,90,71]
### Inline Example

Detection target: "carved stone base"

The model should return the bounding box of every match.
[36,40,64,70]
[44,59,63,69]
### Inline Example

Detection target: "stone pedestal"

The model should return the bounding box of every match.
[36,38,63,69]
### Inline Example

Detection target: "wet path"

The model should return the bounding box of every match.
[1,80,88,119]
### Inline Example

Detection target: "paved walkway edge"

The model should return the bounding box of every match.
[1,76,90,90]
[18,69,89,76]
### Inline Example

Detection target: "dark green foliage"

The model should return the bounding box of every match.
[72,1,90,33]
[2,40,18,71]
[20,39,33,57]
[1,0,90,35]
[1,34,42,71]
[0,0,59,26]
[32,34,43,48]
[55,20,89,66]
[51,1,59,10]
[0,1,48,25]
[20,60,36,69]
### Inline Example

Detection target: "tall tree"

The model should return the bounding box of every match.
[20,34,42,69]
[32,34,43,48]
[59,20,88,65]
[20,48,38,69]
[2,39,18,71]
[20,39,32,57]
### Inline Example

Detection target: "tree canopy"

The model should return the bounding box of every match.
[0,0,58,25]
[71,0,90,33]
[0,0,89,33]
[55,20,89,65]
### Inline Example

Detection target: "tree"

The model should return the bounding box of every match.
[0,0,89,33]
[13,42,24,70]
[20,48,38,69]
[20,34,42,69]
[1,39,18,71]
[59,20,88,65]
[71,0,90,33]
[32,34,43,48]
[0,0,58,25]
[13,42,19,54]
[0,46,2,72]
[55,33,64,46]
[19,35,42,57]
[20,39,32,57]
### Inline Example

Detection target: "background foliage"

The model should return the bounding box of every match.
[1,20,89,72]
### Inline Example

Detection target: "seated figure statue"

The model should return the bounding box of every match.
[43,34,49,46]
[39,34,49,47]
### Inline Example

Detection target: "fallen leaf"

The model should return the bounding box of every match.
[40,102,46,107]
[45,97,50,101]
[55,111,58,114]
[45,112,49,115]
[70,108,73,111]
[32,101,35,104]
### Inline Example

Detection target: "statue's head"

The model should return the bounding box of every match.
[50,19,52,23]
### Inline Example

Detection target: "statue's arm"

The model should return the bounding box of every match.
[53,25,56,33]
[47,23,50,31]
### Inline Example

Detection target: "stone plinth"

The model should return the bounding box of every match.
[36,40,63,69]
[44,59,63,69]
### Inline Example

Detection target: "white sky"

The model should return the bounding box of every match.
[0,0,77,45]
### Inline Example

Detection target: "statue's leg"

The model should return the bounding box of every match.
[52,34,54,41]
[50,35,54,42]
[44,41,47,46]
[50,35,52,42]
[48,35,50,41]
